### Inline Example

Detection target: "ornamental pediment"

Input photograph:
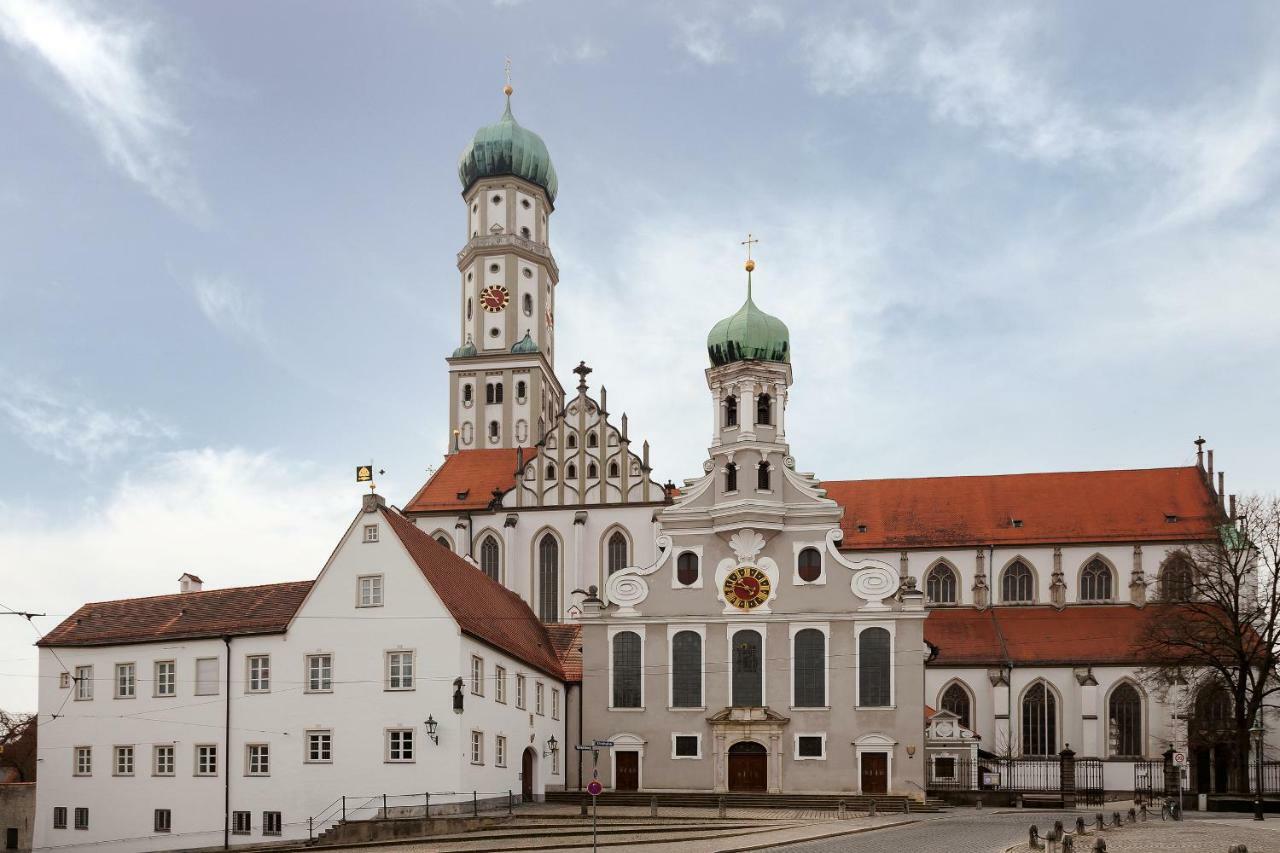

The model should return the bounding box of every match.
[707,706,790,725]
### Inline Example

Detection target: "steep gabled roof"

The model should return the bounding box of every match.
[404,449,534,513]
[39,581,313,647]
[825,466,1222,550]
[545,623,583,682]
[378,506,565,679]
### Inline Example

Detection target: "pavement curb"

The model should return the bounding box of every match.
[713,818,921,853]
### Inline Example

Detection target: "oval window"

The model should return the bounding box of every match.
[676,552,699,586]
[797,547,822,582]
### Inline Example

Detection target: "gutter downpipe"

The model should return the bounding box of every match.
[223,635,232,851]
[577,681,584,790]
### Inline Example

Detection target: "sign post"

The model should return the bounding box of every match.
[1173,751,1187,819]
[577,742,613,852]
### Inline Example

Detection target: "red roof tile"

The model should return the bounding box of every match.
[545,623,583,682]
[379,506,565,679]
[825,467,1222,550]
[404,449,535,513]
[39,581,313,647]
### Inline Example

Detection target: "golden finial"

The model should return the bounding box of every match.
[503,57,513,97]
[741,233,759,272]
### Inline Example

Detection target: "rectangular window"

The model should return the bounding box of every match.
[74,808,88,830]
[363,524,379,543]
[306,654,333,692]
[934,756,957,779]
[74,746,91,776]
[674,735,700,758]
[306,730,332,763]
[114,663,136,698]
[195,744,218,776]
[470,730,483,765]
[74,665,93,700]
[471,655,484,695]
[53,807,67,829]
[245,655,270,693]
[154,809,171,833]
[495,735,507,767]
[246,744,269,776]
[495,665,507,704]
[195,657,220,696]
[515,675,526,709]
[263,811,282,836]
[552,688,560,720]
[153,745,175,776]
[232,811,251,835]
[154,660,176,697]
[535,682,544,715]
[797,735,825,759]
[358,574,383,607]
[386,651,414,690]
[386,729,414,762]
[114,745,134,776]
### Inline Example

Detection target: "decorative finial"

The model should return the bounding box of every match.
[503,57,513,97]
[741,232,758,272]
[572,360,592,393]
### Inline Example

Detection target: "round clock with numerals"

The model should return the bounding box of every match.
[723,565,771,610]
[480,285,510,313]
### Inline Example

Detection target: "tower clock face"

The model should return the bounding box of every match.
[723,565,771,609]
[480,285,510,312]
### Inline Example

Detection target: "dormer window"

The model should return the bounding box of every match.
[857,524,868,534]
[1011,518,1023,529]
[1165,514,1179,524]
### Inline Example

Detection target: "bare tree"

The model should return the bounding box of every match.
[0,710,36,782]
[1139,494,1280,793]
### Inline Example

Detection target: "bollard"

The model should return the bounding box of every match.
[1062,834,1074,852]
[342,796,347,823]
[1127,807,1136,823]
[905,798,911,815]
[580,797,589,817]
[718,796,726,819]
[1076,816,1087,835]
[383,794,388,819]
[1095,813,1105,830]
[473,791,478,817]
[1054,819,1065,838]
[425,792,430,819]
[1112,811,1122,828]
[838,800,846,820]
[508,790,513,815]
[650,795,657,818]
[1139,803,1148,821]
[1092,840,1106,853]
[869,799,877,817]
[1029,825,1044,851]
[976,796,983,810]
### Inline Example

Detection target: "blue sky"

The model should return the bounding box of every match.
[2,1,1279,709]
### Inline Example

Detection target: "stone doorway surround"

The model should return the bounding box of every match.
[853,732,897,795]
[708,706,790,793]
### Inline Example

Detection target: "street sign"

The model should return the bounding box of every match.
[574,745,596,752]
[1173,751,1187,766]
[587,780,603,796]
[593,740,615,747]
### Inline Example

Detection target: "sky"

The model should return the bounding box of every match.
[2,0,1279,711]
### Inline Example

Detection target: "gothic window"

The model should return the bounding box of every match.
[940,682,972,729]
[545,463,556,480]
[611,631,641,708]
[537,534,559,622]
[724,395,738,428]
[671,631,702,708]
[488,421,499,441]
[757,461,771,491]
[606,531,628,575]
[858,627,891,707]
[1109,683,1143,757]
[732,630,763,707]
[756,393,772,426]
[566,463,577,479]
[1001,560,1034,603]
[725,462,738,493]
[676,552,699,586]
[567,433,577,448]
[608,461,620,478]
[926,563,958,604]
[1022,682,1058,756]
[516,380,527,399]
[434,534,451,550]
[479,535,500,582]
[1160,555,1194,600]
[522,293,533,316]
[793,629,826,708]
[1080,559,1113,602]
[587,462,598,478]
[462,384,473,404]
[587,432,598,448]
[797,547,822,583]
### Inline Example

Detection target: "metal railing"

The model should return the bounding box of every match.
[926,757,1061,793]
[306,790,517,842]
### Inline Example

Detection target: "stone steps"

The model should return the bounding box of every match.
[544,790,949,813]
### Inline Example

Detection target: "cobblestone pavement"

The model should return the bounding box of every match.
[761,810,1032,853]
[1001,814,1280,853]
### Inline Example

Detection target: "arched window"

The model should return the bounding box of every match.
[606,531,628,575]
[1160,555,1194,600]
[725,462,738,492]
[1021,682,1058,756]
[494,382,504,403]
[757,461,771,491]
[724,395,738,428]
[671,631,702,708]
[567,433,577,448]
[1080,559,1113,602]
[611,631,641,708]
[1109,682,1143,757]
[797,547,822,583]
[676,552,699,586]
[587,432,598,448]
[486,384,495,404]
[926,563,958,605]
[756,393,771,425]
[587,462,598,478]
[434,534,451,550]
[608,461,619,478]
[566,463,577,479]
[463,384,473,403]
[522,293,533,316]
[537,534,559,622]
[858,627,891,707]
[488,421,499,441]
[793,629,826,708]
[1001,560,1034,603]
[731,630,763,707]
[545,463,556,480]
[516,380,527,399]
[479,535,500,582]
[940,682,972,729]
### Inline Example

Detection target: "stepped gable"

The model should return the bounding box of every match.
[39,581,313,647]
[404,448,535,512]
[544,623,583,682]
[378,506,565,679]
[825,466,1222,550]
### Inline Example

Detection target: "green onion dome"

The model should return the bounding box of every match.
[510,330,539,354]
[452,334,477,358]
[707,263,790,366]
[458,92,558,202]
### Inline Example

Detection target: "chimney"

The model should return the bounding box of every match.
[1207,449,1214,481]
[1218,471,1226,510]
[179,573,203,594]
[1230,494,1238,521]
[1195,436,1206,469]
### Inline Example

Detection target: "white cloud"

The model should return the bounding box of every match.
[0,377,176,465]
[553,37,607,65]
[193,275,268,344]
[675,19,728,66]
[0,447,357,711]
[0,0,204,216]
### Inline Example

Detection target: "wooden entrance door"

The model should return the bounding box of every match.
[521,748,534,802]
[861,752,888,794]
[615,751,639,791]
[727,741,768,792]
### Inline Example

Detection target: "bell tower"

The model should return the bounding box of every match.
[447,79,564,453]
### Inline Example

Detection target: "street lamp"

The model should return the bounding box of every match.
[1252,720,1265,821]
[544,735,558,758]
[425,715,439,745]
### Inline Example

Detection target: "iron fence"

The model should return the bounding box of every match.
[1077,758,1104,806]
[1248,761,1280,794]
[926,757,1061,793]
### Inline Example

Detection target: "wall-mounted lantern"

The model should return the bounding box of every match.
[543,735,558,758]
[425,715,439,745]
[453,677,464,715]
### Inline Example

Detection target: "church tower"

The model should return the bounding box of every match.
[448,83,564,453]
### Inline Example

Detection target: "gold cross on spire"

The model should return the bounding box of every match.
[741,233,759,272]
[503,57,513,96]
